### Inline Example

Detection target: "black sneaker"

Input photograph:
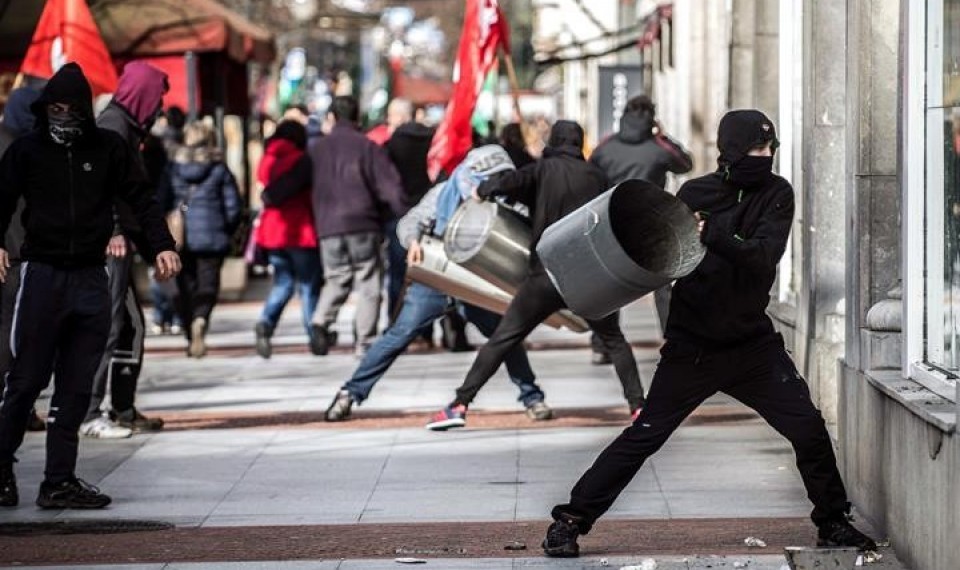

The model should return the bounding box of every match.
[309,325,337,356]
[255,322,273,359]
[36,477,112,509]
[817,518,877,551]
[0,463,17,507]
[113,407,164,432]
[325,390,354,422]
[542,517,581,557]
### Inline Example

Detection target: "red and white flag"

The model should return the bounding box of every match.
[19,0,118,97]
[427,0,510,181]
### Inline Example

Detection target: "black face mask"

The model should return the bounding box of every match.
[143,104,163,132]
[727,155,774,189]
[48,111,85,145]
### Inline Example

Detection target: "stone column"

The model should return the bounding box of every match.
[844,0,902,373]
[729,0,757,109]
[793,0,849,424]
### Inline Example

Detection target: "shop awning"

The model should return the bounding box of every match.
[90,0,275,63]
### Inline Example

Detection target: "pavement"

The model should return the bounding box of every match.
[0,284,906,569]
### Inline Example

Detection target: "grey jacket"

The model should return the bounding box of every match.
[396,182,444,248]
[590,112,693,189]
[97,101,150,238]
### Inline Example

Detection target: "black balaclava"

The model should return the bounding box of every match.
[30,62,95,146]
[716,109,779,189]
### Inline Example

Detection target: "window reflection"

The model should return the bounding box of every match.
[946,0,960,107]
[946,106,960,372]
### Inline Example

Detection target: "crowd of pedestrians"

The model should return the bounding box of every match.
[0,61,879,559]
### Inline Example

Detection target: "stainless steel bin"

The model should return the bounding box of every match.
[443,200,532,294]
[536,179,705,320]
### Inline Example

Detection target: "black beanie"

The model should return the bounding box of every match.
[716,110,778,167]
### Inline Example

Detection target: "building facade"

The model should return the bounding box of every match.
[530,1,959,568]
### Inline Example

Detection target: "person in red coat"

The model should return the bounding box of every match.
[253,120,322,358]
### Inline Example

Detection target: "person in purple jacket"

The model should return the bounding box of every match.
[262,96,407,356]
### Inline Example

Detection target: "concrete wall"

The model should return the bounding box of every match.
[683,0,728,174]
[840,367,960,570]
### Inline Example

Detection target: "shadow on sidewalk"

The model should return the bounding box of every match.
[153,405,761,432]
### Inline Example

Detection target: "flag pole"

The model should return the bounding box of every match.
[502,51,523,123]
[501,49,534,150]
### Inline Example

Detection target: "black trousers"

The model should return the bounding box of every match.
[85,251,144,422]
[0,263,111,482]
[551,333,850,532]
[177,252,224,338]
[590,285,673,353]
[455,271,645,410]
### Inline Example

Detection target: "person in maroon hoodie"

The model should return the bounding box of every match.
[82,60,170,438]
[253,120,322,358]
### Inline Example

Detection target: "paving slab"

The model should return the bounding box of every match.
[1,296,905,568]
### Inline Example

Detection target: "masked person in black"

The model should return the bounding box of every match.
[426,121,646,430]
[0,63,180,509]
[542,110,876,557]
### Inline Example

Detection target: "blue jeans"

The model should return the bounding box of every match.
[259,248,322,335]
[149,272,180,327]
[342,282,544,406]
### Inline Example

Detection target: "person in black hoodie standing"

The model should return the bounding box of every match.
[426,121,646,430]
[0,63,180,509]
[542,110,876,557]
[588,95,693,364]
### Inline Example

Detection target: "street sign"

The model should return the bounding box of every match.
[597,65,644,140]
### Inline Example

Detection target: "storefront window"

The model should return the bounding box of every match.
[941,2,960,372]
[923,0,960,381]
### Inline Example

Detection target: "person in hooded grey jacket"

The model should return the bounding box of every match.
[589,95,693,191]
[587,95,694,363]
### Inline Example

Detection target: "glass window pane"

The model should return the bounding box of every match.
[946,0,960,107]
[944,105,960,372]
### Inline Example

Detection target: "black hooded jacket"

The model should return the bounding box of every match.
[385,121,435,205]
[0,63,175,268]
[589,111,693,189]
[665,110,792,348]
[477,120,609,271]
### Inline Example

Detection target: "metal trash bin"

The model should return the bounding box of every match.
[407,236,589,332]
[536,179,705,320]
[443,200,532,294]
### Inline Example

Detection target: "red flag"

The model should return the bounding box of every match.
[19,0,118,97]
[427,0,510,180]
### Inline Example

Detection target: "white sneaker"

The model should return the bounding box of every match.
[80,416,133,439]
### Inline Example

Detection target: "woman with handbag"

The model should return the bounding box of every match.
[161,121,242,357]
[252,120,322,359]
